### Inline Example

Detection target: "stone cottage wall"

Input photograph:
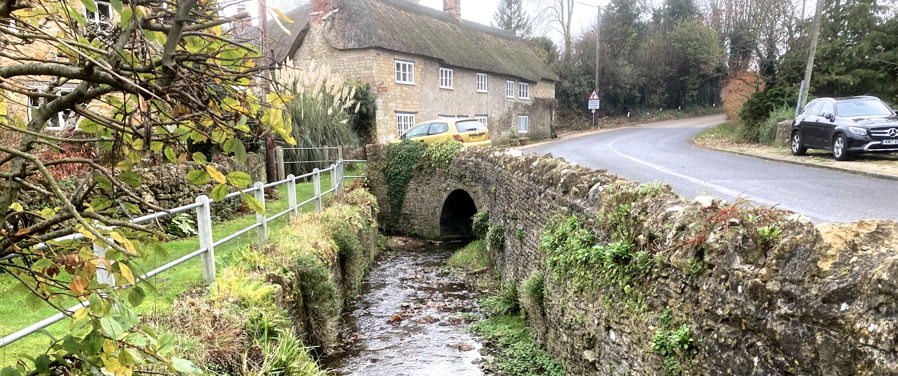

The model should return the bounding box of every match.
[290,23,556,145]
[367,146,898,375]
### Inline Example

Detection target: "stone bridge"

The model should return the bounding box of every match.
[366,145,898,376]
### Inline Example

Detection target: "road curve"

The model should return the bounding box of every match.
[526,114,898,224]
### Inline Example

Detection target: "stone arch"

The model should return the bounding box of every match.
[439,189,478,241]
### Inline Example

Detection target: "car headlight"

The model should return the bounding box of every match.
[849,127,868,136]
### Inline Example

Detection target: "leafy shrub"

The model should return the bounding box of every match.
[759,105,793,145]
[422,140,464,169]
[522,271,545,310]
[347,81,377,144]
[487,222,506,252]
[472,211,490,240]
[482,280,520,316]
[470,315,565,376]
[383,140,426,219]
[166,213,198,238]
[651,324,696,375]
[737,84,799,143]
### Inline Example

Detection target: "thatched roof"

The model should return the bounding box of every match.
[266,0,557,83]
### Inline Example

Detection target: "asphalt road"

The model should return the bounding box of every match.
[526,114,898,224]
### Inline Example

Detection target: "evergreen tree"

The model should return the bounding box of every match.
[493,0,532,37]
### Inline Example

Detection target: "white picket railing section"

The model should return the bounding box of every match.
[0,159,364,348]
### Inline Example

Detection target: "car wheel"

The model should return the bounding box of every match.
[791,132,807,156]
[832,134,851,161]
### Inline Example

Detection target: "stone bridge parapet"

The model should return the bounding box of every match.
[367,145,898,375]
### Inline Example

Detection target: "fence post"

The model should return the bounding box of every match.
[323,145,330,165]
[337,159,344,195]
[313,168,321,212]
[330,163,336,196]
[338,146,343,161]
[195,195,216,283]
[287,174,297,217]
[254,182,268,244]
[275,147,285,181]
[93,240,115,287]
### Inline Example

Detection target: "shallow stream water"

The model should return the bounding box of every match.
[321,241,484,376]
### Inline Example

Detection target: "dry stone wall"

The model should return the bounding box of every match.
[135,152,266,212]
[368,146,898,375]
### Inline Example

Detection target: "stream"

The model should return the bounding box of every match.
[322,240,485,376]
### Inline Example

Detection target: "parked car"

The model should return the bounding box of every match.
[791,96,898,160]
[393,118,492,147]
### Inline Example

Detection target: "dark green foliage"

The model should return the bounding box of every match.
[472,211,490,240]
[540,215,655,298]
[555,0,723,117]
[291,252,342,350]
[759,106,794,145]
[522,271,545,310]
[383,140,426,219]
[347,82,378,144]
[421,140,463,169]
[493,0,531,37]
[487,222,506,252]
[482,280,520,316]
[651,320,697,375]
[737,85,799,143]
[283,78,360,176]
[470,315,566,376]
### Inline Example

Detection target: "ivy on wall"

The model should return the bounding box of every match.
[383,140,426,219]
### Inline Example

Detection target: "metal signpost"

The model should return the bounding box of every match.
[588,90,600,127]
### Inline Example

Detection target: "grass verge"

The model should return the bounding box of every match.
[693,122,738,141]
[0,167,359,366]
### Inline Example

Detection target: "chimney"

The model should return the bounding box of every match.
[311,0,332,23]
[234,5,251,29]
[443,0,460,19]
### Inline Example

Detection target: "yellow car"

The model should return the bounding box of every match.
[394,118,492,147]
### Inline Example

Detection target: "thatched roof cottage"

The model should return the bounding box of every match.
[264,0,558,144]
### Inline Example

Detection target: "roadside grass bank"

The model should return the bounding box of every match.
[694,123,898,179]
[447,238,566,376]
[0,166,362,367]
[139,183,381,375]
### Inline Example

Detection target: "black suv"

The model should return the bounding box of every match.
[791,96,898,160]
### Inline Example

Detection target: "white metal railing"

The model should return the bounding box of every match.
[0,158,366,348]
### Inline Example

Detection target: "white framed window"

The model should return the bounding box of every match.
[519,82,530,100]
[506,80,514,98]
[475,115,488,127]
[86,0,112,23]
[395,60,414,84]
[397,113,416,135]
[476,73,488,93]
[28,90,74,131]
[517,115,529,134]
[439,68,454,89]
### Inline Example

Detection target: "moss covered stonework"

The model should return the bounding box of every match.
[368,146,898,375]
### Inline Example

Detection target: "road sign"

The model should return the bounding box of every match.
[588,90,600,109]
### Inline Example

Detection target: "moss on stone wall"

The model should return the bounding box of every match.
[367,145,898,376]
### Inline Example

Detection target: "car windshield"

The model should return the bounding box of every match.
[455,120,486,132]
[836,99,894,117]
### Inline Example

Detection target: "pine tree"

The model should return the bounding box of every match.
[493,0,532,37]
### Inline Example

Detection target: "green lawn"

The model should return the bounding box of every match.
[0,167,362,366]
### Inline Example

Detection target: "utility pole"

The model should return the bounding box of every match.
[594,4,600,127]
[798,0,824,110]
[259,0,269,98]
